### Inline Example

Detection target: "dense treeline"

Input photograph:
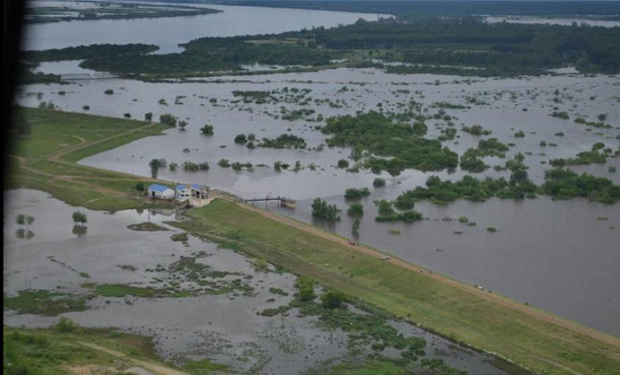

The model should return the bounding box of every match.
[23,44,159,63]
[225,1,620,18]
[322,111,458,173]
[312,18,620,74]
[22,16,620,79]
[81,37,339,79]
[393,168,620,205]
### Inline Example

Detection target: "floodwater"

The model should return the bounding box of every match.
[3,189,512,375]
[16,65,620,336]
[13,1,620,337]
[23,1,383,53]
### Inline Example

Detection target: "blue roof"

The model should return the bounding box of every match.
[149,184,171,192]
[176,185,188,191]
[191,184,202,190]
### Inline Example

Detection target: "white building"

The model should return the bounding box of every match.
[147,184,175,199]
[175,184,190,201]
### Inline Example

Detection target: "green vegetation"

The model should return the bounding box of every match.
[311,198,341,221]
[200,124,214,135]
[375,200,423,223]
[344,187,371,200]
[541,168,620,204]
[322,112,458,172]
[3,324,197,375]
[373,178,386,188]
[549,144,610,167]
[72,211,87,225]
[26,14,620,79]
[259,134,306,149]
[347,203,364,218]
[169,199,620,375]
[461,125,491,136]
[4,290,90,316]
[159,113,177,127]
[7,108,171,211]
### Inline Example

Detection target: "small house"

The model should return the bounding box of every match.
[175,185,190,201]
[147,184,175,200]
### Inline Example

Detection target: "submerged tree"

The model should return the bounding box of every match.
[72,211,87,226]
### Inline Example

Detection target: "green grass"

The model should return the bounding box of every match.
[326,361,405,375]
[3,325,165,375]
[7,108,173,211]
[182,358,228,374]
[170,199,620,375]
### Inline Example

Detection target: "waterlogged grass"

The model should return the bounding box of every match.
[182,358,228,374]
[170,199,620,375]
[4,290,90,316]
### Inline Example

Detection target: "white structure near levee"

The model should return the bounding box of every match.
[189,184,211,207]
[175,185,191,201]
[147,184,175,199]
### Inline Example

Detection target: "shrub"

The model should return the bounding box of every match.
[373,178,386,188]
[321,290,347,309]
[311,198,341,221]
[347,203,364,217]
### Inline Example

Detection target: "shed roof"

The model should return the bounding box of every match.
[149,184,172,192]
[176,185,188,191]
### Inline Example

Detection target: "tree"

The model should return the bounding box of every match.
[200,124,214,135]
[159,114,177,127]
[104,89,114,95]
[347,203,364,217]
[26,216,35,225]
[178,120,188,131]
[373,178,386,188]
[386,158,404,178]
[337,159,350,169]
[72,211,87,226]
[321,289,346,309]
[234,134,248,144]
[311,198,341,221]
[135,182,145,192]
[144,112,153,122]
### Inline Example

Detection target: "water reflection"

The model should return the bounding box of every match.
[72,225,88,237]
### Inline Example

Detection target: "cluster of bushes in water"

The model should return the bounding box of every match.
[321,111,458,175]
[311,198,341,221]
[393,167,620,205]
[549,143,615,167]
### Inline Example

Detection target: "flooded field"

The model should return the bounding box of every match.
[4,189,513,375]
[16,64,620,336]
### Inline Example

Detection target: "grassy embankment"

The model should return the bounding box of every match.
[170,199,620,375]
[7,107,175,211]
